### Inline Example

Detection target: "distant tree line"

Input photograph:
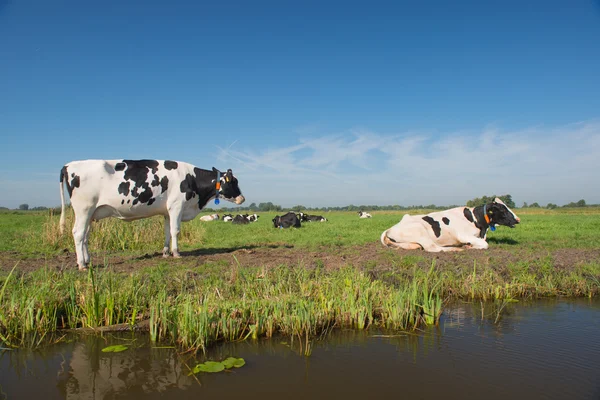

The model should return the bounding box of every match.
[2,196,598,214]
[522,199,590,209]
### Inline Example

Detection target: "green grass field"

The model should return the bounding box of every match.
[2,207,600,256]
[0,207,599,351]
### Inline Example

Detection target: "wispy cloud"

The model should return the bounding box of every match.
[217,120,600,207]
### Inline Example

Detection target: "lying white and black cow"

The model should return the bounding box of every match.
[358,211,372,218]
[247,213,260,222]
[380,198,520,252]
[222,214,234,222]
[298,212,327,222]
[59,159,244,269]
[272,212,301,228]
[200,213,219,222]
[232,214,250,224]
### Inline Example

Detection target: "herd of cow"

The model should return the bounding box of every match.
[59,159,520,270]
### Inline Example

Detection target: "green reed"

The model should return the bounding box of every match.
[0,257,598,351]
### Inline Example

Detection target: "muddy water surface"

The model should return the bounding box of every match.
[1,299,599,400]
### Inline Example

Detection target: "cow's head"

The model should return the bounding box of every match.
[489,197,520,228]
[272,216,281,228]
[213,168,245,205]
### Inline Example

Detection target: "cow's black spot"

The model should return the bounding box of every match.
[71,173,75,178]
[118,181,130,197]
[148,198,155,206]
[69,175,80,196]
[463,208,474,223]
[442,217,450,225]
[160,176,168,193]
[180,174,197,201]
[422,216,441,237]
[60,166,78,197]
[116,160,161,205]
[164,160,178,170]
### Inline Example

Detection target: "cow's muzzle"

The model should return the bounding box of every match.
[234,195,245,205]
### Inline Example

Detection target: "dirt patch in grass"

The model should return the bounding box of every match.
[1,242,599,275]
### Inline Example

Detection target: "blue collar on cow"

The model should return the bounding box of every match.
[482,204,496,231]
[214,171,221,205]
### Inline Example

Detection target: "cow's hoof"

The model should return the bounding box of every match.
[78,266,89,271]
[162,253,170,259]
[173,253,182,259]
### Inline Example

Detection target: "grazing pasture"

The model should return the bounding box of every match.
[0,208,599,350]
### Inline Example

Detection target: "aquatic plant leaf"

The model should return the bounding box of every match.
[232,358,246,368]
[101,345,128,353]
[223,357,246,369]
[197,361,225,373]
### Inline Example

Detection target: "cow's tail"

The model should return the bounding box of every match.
[59,166,67,235]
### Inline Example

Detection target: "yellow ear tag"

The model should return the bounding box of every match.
[225,176,230,182]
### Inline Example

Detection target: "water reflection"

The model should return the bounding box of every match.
[57,339,194,399]
[1,299,599,400]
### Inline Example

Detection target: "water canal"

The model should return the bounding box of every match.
[1,299,599,399]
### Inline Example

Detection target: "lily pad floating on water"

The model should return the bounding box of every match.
[222,357,246,369]
[190,357,246,375]
[192,361,225,374]
[101,344,128,353]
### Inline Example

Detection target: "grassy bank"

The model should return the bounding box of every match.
[0,208,599,351]
[1,257,598,351]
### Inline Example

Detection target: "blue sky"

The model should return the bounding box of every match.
[1,0,600,209]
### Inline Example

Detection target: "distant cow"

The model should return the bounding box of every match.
[247,213,260,222]
[273,212,301,228]
[222,214,234,222]
[59,159,244,269]
[298,212,327,222]
[380,198,520,252]
[232,214,250,224]
[358,211,372,218]
[200,214,219,222]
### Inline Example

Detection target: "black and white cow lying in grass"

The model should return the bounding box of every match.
[298,212,327,222]
[227,213,260,224]
[222,214,234,222]
[380,198,519,252]
[273,212,301,228]
[358,211,372,218]
[199,213,219,221]
[59,159,244,269]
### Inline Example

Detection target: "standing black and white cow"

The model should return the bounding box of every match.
[380,198,520,252]
[59,159,245,269]
[298,212,327,222]
[272,212,301,228]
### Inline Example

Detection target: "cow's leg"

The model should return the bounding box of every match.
[82,223,92,265]
[72,208,95,270]
[457,236,489,250]
[421,241,464,252]
[162,215,171,258]
[167,207,183,258]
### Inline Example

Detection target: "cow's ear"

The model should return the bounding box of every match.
[225,169,233,183]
